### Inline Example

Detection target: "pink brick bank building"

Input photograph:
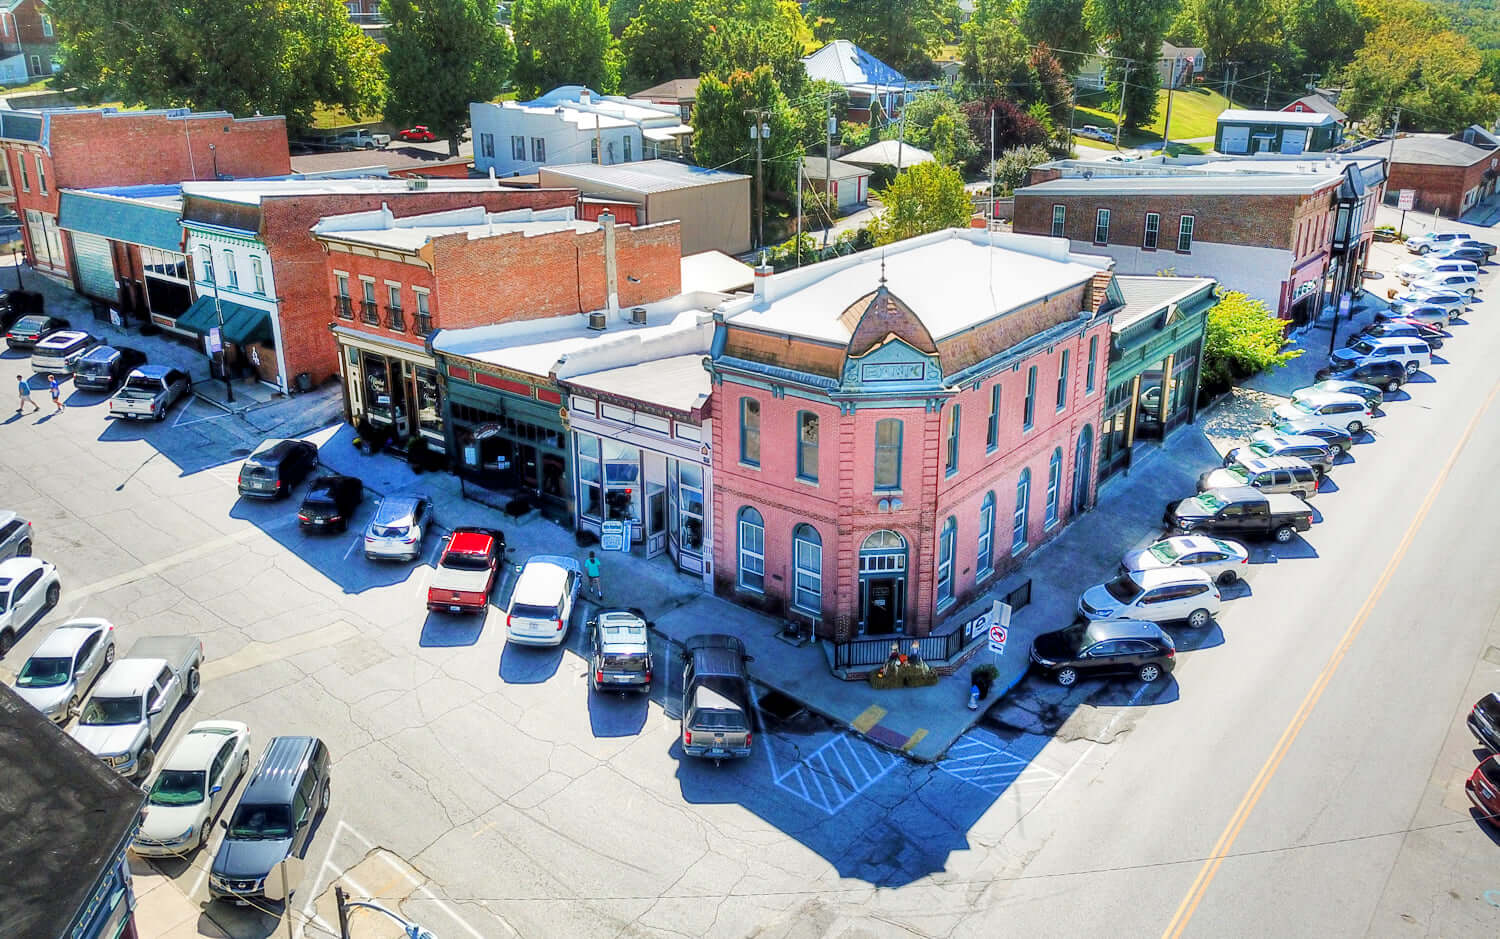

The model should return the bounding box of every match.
[709,230,1120,640]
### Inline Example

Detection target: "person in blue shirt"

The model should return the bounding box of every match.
[15,374,37,414]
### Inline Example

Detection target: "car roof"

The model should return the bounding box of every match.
[80,345,119,361]
[0,509,16,527]
[1129,566,1214,588]
[1267,417,1343,436]
[448,530,494,554]
[1292,388,1364,405]
[250,438,302,461]
[1236,454,1310,473]
[12,314,49,325]
[514,556,579,601]
[0,556,44,582]
[31,620,109,658]
[686,634,747,675]
[1257,433,1324,449]
[597,611,649,651]
[93,659,162,698]
[242,736,320,803]
[1084,618,1167,641]
[35,330,89,346]
[1357,335,1422,349]
[162,721,246,771]
[373,494,423,523]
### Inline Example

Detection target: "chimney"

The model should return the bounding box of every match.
[382,202,394,227]
[753,252,773,303]
[580,89,591,106]
[600,211,620,319]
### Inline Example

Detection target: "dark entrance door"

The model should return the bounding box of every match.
[1073,424,1094,515]
[863,577,903,634]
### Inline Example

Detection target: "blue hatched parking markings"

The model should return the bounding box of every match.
[766,731,903,816]
[939,734,1060,796]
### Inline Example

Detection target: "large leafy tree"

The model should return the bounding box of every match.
[701,0,811,95]
[896,92,979,165]
[806,0,957,76]
[1017,0,1093,60]
[1201,291,1302,391]
[870,161,972,246]
[1084,0,1173,128]
[49,0,385,131]
[382,0,514,155]
[961,0,1031,93]
[691,66,800,199]
[511,0,621,99]
[1284,0,1365,79]
[621,0,709,90]
[1340,11,1499,130]
[1181,0,1286,79]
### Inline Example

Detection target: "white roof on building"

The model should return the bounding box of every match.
[1020,174,1339,197]
[182,177,524,206]
[680,250,754,293]
[722,228,1111,345]
[1217,109,1339,127]
[566,354,711,414]
[311,204,592,250]
[802,156,869,180]
[540,160,748,193]
[838,140,935,169]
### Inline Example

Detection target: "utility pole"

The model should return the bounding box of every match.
[895,79,908,171]
[1162,58,1178,151]
[746,108,770,249]
[1114,59,1133,149]
[1264,72,1272,109]
[1226,62,1238,109]
[335,886,352,939]
[1387,107,1401,166]
[795,159,802,266]
[989,108,996,224]
[822,96,835,247]
[594,114,603,165]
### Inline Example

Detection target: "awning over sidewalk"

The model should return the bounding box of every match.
[176,296,273,345]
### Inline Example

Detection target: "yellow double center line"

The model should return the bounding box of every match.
[1162,375,1500,939]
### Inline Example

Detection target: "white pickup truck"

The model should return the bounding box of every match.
[70,636,204,779]
[334,129,391,150]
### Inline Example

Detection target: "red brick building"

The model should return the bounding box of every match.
[709,229,1116,642]
[310,202,681,457]
[1384,132,1500,219]
[0,0,58,81]
[0,107,290,282]
[177,179,580,394]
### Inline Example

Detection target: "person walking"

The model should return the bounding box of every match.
[584,550,603,601]
[48,374,64,413]
[15,374,37,414]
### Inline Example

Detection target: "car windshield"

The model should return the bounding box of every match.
[76,358,112,375]
[1103,573,1143,604]
[1350,340,1378,355]
[442,552,491,571]
[603,652,647,671]
[80,696,142,725]
[1148,541,1183,562]
[371,523,408,538]
[148,769,206,806]
[1247,440,1277,458]
[511,602,557,620]
[16,656,71,687]
[228,803,293,840]
[1194,492,1230,512]
[687,681,749,731]
[1481,759,1500,790]
[1223,464,1251,483]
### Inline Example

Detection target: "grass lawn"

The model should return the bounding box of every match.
[1073,86,1231,147]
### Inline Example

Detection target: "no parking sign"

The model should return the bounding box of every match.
[988,623,1008,655]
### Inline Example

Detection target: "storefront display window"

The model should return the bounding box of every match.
[678,461,704,553]
[578,434,602,520]
[361,350,392,422]
[603,439,641,524]
[414,365,443,444]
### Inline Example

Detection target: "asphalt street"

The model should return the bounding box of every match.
[3,216,1500,936]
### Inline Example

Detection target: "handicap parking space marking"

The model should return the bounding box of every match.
[939,732,1062,798]
[171,395,232,428]
[763,727,903,817]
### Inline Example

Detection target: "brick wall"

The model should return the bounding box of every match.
[266,187,579,386]
[1387,155,1497,217]
[1015,191,1305,253]
[6,0,54,45]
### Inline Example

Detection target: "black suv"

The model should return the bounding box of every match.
[1314,358,1407,393]
[238,440,319,500]
[680,634,754,762]
[73,345,148,392]
[1469,693,1500,754]
[297,474,364,532]
[1030,618,1176,687]
[209,736,330,904]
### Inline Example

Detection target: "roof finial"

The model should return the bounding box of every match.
[879,252,887,286]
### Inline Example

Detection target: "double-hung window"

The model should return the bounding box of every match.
[1056,350,1070,411]
[1051,204,1066,237]
[740,398,760,467]
[936,517,956,610]
[737,508,765,592]
[1094,208,1111,244]
[945,404,960,476]
[1143,212,1159,249]
[796,411,818,483]
[986,384,1000,452]
[874,418,902,490]
[1178,214,1195,251]
[1012,470,1031,551]
[511,136,526,161]
[1086,336,1098,394]
[1023,366,1037,430]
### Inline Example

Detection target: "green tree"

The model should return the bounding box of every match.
[691,66,800,204]
[1201,290,1302,390]
[511,0,621,98]
[930,111,960,164]
[1181,0,1286,79]
[1284,0,1365,79]
[1017,0,1093,59]
[896,92,980,164]
[1339,11,1499,129]
[841,121,873,149]
[382,0,514,156]
[621,0,709,91]
[961,0,1031,93]
[1084,0,1173,128]
[49,0,385,131]
[988,144,1053,193]
[702,0,811,94]
[807,0,957,76]
[870,161,972,245]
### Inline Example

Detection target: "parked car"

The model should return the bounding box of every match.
[1078,568,1220,628]
[1120,535,1250,586]
[70,636,203,779]
[0,556,60,657]
[1163,486,1314,543]
[1224,433,1336,476]
[0,509,32,561]
[1198,454,1320,501]
[1453,238,1497,259]
[11,619,116,722]
[1464,755,1500,827]
[1328,335,1430,378]
[1409,271,1480,296]
[504,555,582,646]
[1272,389,1374,435]
[1404,231,1469,254]
[333,129,389,150]
[29,330,99,373]
[209,736,331,904]
[1357,317,1446,349]
[1030,618,1176,687]
[1312,358,1408,394]
[108,366,192,421]
[1389,288,1468,316]
[5,313,70,350]
[1467,692,1500,754]
[1431,245,1488,264]
[237,439,319,500]
[73,345,148,392]
[1398,257,1477,284]
[362,494,433,561]
[588,607,653,693]
[680,635,754,762]
[397,125,437,142]
[297,474,364,533]
[1257,420,1354,458]
[133,720,252,857]
[426,527,505,614]
[1295,379,1385,411]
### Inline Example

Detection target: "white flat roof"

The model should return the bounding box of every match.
[1217,109,1338,126]
[566,353,710,413]
[182,178,517,205]
[723,229,1109,344]
[324,218,595,251]
[1020,175,1338,196]
[541,160,748,193]
[680,251,754,293]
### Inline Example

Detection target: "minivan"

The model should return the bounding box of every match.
[30,330,99,373]
[504,555,582,646]
[73,345,148,391]
[1198,454,1319,500]
[1327,335,1430,377]
[209,736,330,904]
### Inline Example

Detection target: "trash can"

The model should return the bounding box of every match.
[295,372,313,393]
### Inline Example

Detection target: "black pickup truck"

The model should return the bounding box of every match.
[1163,486,1314,544]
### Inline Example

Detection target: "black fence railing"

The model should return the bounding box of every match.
[361,300,379,325]
[833,629,967,670]
[414,312,432,337]
[385,304,404,331]
[334,296,353,320]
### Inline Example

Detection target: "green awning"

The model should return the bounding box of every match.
[176,296,273,346]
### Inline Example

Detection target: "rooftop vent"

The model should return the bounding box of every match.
[587,311,608,330]
[630,306,647,325]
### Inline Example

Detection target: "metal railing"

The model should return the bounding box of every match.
[414,312,432,337]
[361,300,379,325]
[832,629,967,670]
[334,296,353,320]
[385,304,404,332]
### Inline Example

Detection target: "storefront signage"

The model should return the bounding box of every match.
[206,327,222,354]
[600,520,628,552]
[861,362,925,382]
[1292,281,1318,301]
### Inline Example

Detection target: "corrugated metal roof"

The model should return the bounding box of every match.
[802,40,907,88]
[802,156,868,180]
[1112,275,1217,332]
[57,189,185,252]
[539,160,748,193]
[838,140,935,168]
[628,78,699,102]
[1388,135,1496,168]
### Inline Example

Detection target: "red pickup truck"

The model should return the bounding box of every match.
[426,527,506,614]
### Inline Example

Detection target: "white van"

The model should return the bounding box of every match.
[30,330,98,373]
[1327,335,1431,377]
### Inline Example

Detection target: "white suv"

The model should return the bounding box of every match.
[1398,258,1478,284]
[1078,568,1221,629]
[1327,335,1431,377]
[504,555,582,646]
[1409,271,1480,297]
[1405,231,1469,254]
[1272,389,1374,435]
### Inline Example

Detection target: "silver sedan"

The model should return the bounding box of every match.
[1120,535,1251,586]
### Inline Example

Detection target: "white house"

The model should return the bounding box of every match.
[469,86,692,177]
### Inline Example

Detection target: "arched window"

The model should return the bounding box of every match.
[936,516,957,609]
[1012,469,1031,552]
[792,524,822,612]
[737,507,765,592]
[1045,448,1063,527]
[977,492,995,577]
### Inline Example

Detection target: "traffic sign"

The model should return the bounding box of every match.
[989,623,1008,655]
[1398,188,1415,211]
